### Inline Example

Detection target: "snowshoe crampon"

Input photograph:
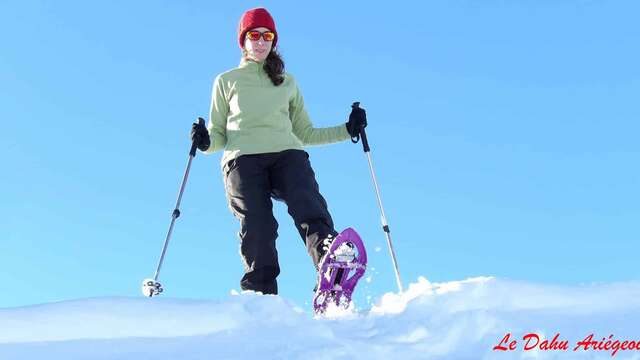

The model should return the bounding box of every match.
[141,278,163,297]
[313,227,367,315]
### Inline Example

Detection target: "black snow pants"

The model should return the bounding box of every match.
[223,149,338,295]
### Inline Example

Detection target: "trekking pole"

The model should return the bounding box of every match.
[141,117,204,297]
[351,102,404,293]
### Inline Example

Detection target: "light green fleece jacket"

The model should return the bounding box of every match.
[203,57,351,168]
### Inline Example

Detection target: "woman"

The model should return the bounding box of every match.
[190,7,367,295]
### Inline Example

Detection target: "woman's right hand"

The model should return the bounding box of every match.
[190,119,210,151]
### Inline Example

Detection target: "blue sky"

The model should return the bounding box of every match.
[1,1,639,310]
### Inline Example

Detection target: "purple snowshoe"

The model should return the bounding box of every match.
[313,227,367,315]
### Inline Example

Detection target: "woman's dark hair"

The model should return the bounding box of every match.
[263,47,285,86]
[243,47,285,86]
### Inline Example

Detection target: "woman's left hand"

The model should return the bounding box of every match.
[346,104,367,138]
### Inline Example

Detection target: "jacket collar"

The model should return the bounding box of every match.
[239,57,266,68]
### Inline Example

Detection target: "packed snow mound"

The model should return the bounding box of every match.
[2,276,640,359]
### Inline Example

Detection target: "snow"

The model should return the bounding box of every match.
[2,276,640,359]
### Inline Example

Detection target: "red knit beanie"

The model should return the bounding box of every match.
[237,7,278,49]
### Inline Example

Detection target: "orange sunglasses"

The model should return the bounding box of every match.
[246,30,275,42]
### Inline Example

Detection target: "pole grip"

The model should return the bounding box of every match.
[360,127,371,153]
[189,142,198,157]
[351,102,370,153]
[189,117,205,157]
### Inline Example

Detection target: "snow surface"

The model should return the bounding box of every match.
[2,276,640,359]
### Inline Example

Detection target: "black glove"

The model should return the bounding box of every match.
[345,103,367,139]
[190,118,210,151]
